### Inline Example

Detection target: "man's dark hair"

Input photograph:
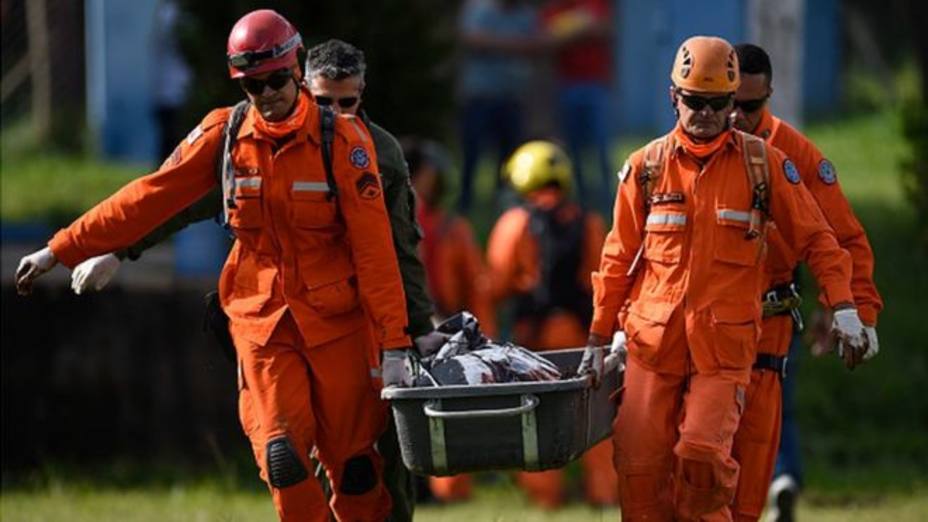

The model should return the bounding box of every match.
[305,39,367,80]
[735,43,772,83]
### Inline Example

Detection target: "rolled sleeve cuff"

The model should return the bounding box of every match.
[48,230,85,269]
[857,305,878,326]
[822,284,855,312]
[590,306,617,338]
[382,334,412,351]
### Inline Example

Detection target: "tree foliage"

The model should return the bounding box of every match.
[176,0,456,139]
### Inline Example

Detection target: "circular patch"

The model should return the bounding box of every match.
[349,146,370,169]
[783,159,800,185]
[818,159,837,185]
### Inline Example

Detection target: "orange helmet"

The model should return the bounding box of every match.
[226,10,302,78]
[670,36,740,93]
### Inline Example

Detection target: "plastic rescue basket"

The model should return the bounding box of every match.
[381,347,624,476]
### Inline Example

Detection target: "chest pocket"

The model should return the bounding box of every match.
[643,212,686,264]
[229,176,263,230]
[290,181,337,228]
[714,208,762,266]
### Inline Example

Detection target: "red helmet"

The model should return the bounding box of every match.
[226,9,302,78]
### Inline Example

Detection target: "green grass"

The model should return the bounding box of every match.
[2,482,927,521]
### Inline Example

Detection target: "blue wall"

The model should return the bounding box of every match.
[614,0,839,134]
[85,0,159,164]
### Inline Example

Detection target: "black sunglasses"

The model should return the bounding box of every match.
[240,69,293,96]
[314,95,360,109]
[677,91,733,112]
[733,96,769,113]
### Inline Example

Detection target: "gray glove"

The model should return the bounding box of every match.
[382,349,413,387]
[578,333,607,387]
[831,308,868,370]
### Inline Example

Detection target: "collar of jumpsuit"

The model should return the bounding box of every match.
[672,124,733,159]
[750,108,779,140]
[251,88,311,139]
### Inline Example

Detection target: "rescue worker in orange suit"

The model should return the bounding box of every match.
[577,36,871,521]
[15,10,413,522]
[487,140,616,509]
[401,137,496,503]
[723,43,882,522]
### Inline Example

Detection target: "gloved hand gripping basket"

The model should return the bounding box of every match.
[381,313,624,476]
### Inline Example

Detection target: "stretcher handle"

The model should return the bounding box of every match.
[423,394,539,420]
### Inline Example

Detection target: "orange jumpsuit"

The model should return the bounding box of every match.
[48,92,410,522]
[728,110,882,521]
[591,126,854,521]
[487,188,617,509]
[416,203,496,501]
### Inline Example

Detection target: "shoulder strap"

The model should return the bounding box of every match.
[319,105,338,201]
[640,137,667,214]
[740,131,770,239]
[217,100,251,231]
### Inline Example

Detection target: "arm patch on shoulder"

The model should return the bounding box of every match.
[783,159,801,185]
[356,171,381,199]
[349,146,371,169]
[818,159,837,185]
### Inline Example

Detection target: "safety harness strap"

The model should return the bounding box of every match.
[640,137,667,213]
[740,132,770,240]
[218,100,251,230]
[319,106,338,200]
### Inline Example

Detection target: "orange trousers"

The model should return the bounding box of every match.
[235,313,391,522]
[725,315,791,521]
[614,356,749,521]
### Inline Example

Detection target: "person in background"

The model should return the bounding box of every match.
[456,0,544,213]
[487,140,615,509]
[402,137,497,503]
[151,0,192,160]
[727,43,882,522]
[541,0,614,214]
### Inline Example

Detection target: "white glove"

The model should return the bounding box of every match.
[15,246,57,296]
[71,253,121,295]
[863,326,879,361]
[610,330,627,355]
[382,349,413,387]
[831,308,868,369]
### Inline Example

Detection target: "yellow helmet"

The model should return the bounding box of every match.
[503,141,573,196]
[671,35,740,93]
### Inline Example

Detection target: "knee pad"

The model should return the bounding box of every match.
[673,443,739,520]
[266,436,308,489]
[340,454,377,495]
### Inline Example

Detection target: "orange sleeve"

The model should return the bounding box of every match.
[485,208,531,303]
[48,109,229,269]
[331,118,410,350]
[795,140,882,325]
[452,219,498,338]
[590,156,647,337]
[766,146,854,309]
